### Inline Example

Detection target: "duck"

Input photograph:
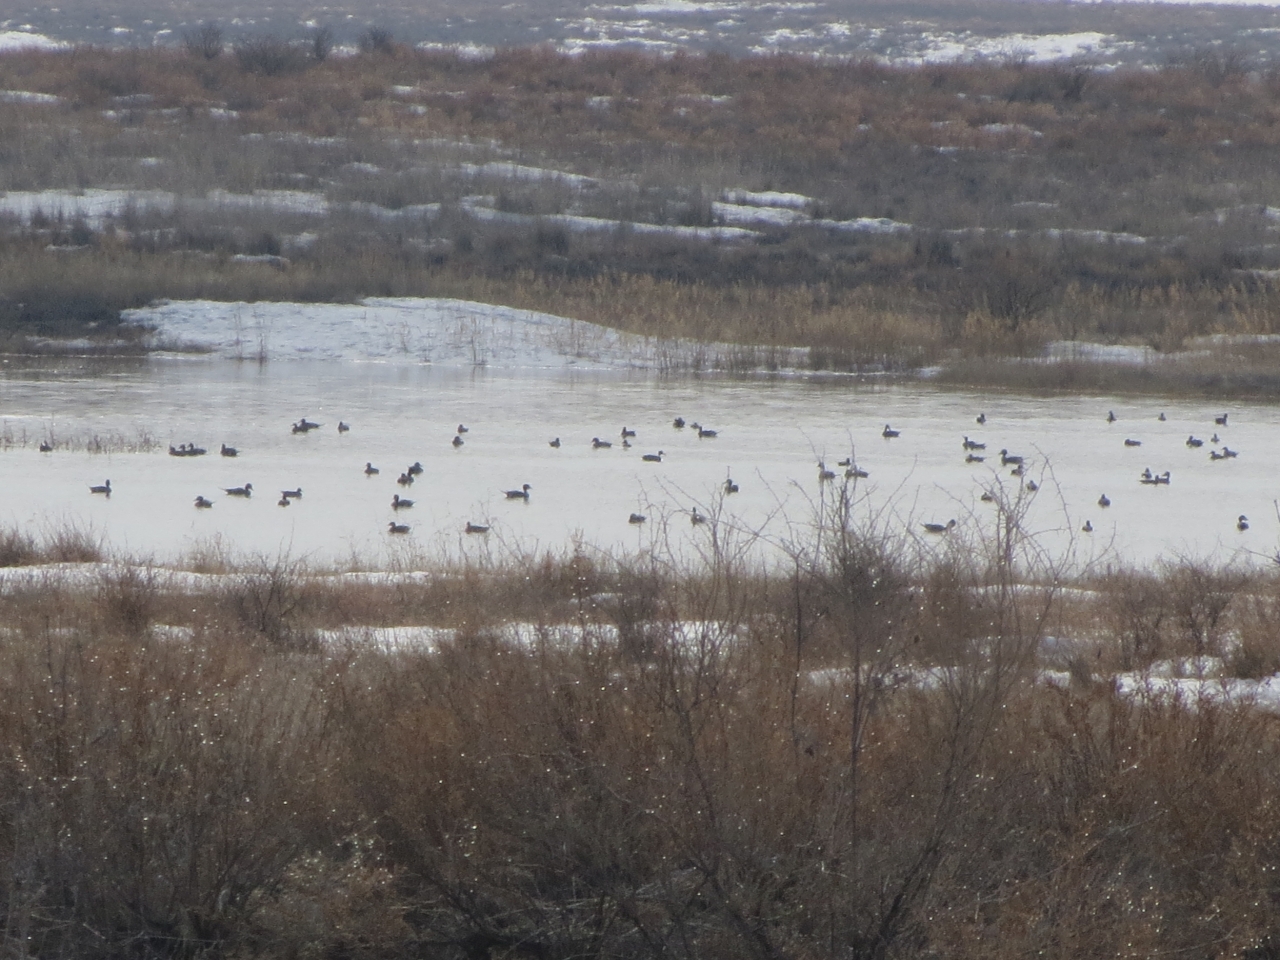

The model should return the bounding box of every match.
[976,413,986,425]
[1124,439,1142,447]
[388,521,410,534]
[223,483,252,497]
[1186,436,1204,448]
[846,466,869,479]
[963,436,986,450]
[1010,464,1025,477]
[1098,493,1111,508]
[1210,450,1227,462]
[38,441,52,453]
[999,449,1024,466]
[1238,515,1250,532]
[194,495,214,508]
[1026,480,1039,492]
[452,435,464,448]
[965,453,985,464]
[724,476,739,495]
[504,483,532,500]
[628,513,646,525]
[1083,520,1094,533]
[642,451,664,462]
[220,443,238,457]
[1107,410,1117,423]
[1158,412,1167,422]
[818,462,837,482]
[690,508,707,525]
[1215,413,1229,426]
[397,473,415,486]
[673,417,686,429]
[1155,471,1171,485]
[337,421,350,433]
[277,496,290,507]
[621,437,632,449]
[697,426,718,438]
[922,519,957,534]
[465,522,489,534]
[407,461,424,476]
[549,438,561,448]
[364,462,380,476]
[281,488,302,500]
[882,424,900,439]
[456,424,469,434]
[1223,447,1239,459]
[621,426,636,439]
[391,494,414,509]
[292,418,320,433]
[980,492,995,503]
[592,437,612,449]
[1212,433,1221,443]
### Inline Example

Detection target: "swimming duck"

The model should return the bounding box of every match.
[391,494,414,509]
[292,418,320,433]
[846,466,869,479]
[690,508,707,525]
[38,441,52,453]
[1212,433,1221,443]
[281,488,302,500]
[452,435,464,448]
[1026,480,1039,492]
[549,438,561,448]
[1124,439,1142,447]
[1107,410,1117,423]
[976,413,986,425]
[1010,464,1025,477]
[277,496,290,507]
[999,449,1024,466]
[388,521,410,534]
[456,424,469,434]
[194,495,213,508]
[364,462,380,476]
[965,454,985,464]
[397,473,415,486]
[1215,413,1229,426]
[697,426,718,438]
[724,476,739,495]
[338,421,349,433]
[621,426,636,438]
[1238,515,1250,532]
[1186,436,1204,448]
[882,424,900,439]
[504,484,532,500]
[465,522,489,534]
[592,437,612,449]
[1158,412,1166,421]
[1210,450,1227,461]
[922,519,957,534]
[818,462,836,482]
[622,437,632,448]
[220,443,238,457]
[642,451,664,462]
[673,417,686,429]
[1223,447,1239,459]
[223,483,252,497]
[407,461,424,476]
[1098,494,1111,508]
[963,436,986,450]
[980,492,995,503]
[628,513,646,525]
[1083,520,1093,533]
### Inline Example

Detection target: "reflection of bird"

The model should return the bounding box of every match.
[465,522,489,534]
[923,519,956,534]
[1098,494,1111,508]
[1238,515,1250,532]
[194,496,213,508]
[388,521,410,534]
[90,480,111,496]
[504,484,531,500]
[965,454,984,464]
[628,513,646,524]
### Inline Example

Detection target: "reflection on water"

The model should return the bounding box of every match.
[0,356,1272,569]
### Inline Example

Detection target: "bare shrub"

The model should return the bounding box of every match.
[225,554,315,649]
[183,21,224,60]
[234,35,308,77]
[357,28,395,56]
[1103,568,1171,670]
[1162,559,1250,658]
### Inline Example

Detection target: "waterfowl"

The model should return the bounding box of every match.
[391,494,414,509]
[364,462,380,476]
[965,454,985,464]
[1212,433,1221,443]
[194,495,213,508]
[277,496,290,507]
[504,483,532,500]
[846,466,869,479]
[1223,447,1239,459]
[592,437,612,449]
[673,417,686,429]
[338,421,350,433]
[642,451,664,462]
[963,436,986,450]
[621,427,636,439]
[281,488,302,500]
[980,492,995,503]
[837,457,852,467]
[397,473,415,486]
[456,424,469,434]
[1158,412,1167,421]
[999,449,1024,466]
[1010,464,1025,477]
[1098,494,1111,508]
[724,476,739,495]
[388,521,410,534]
[697,426,718,438]
[1124,439,1142,447]
[1026,480,1039,492]
[922,519,957,534]
[452,435,464,448]
[223,483,252,497]
[690,508,707,525]
[292,418,320,433]
[976,413,986,425]
[818,462,837,482]
[1107,410,1117,423]
[407,462,424,476]
[1238,515,1250,532]
[1186,436,1204,448]
[622,437,632,449]
[549,438,561,448]
[1083,520,1094,533]
[882,424,900,439]
[465,522,489,534]
[628,513,646,525]
[1215,413,1229,426]
[1210,450,1227,461]
[220,443,238,457]
[89,480,111,495]
[38,441,52,453]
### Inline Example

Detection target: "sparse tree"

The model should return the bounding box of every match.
[182,21,224,60]
[358,26,395,55]
[310,24,335,62]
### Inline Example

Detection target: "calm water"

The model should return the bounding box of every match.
[0,356,1272,569]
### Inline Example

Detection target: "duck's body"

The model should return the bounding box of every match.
[976,413,986,425]
[592,437,612,449]
[818,462,836,482]
[281,488,302,500]
[388,521,410,534]
[673,417,686,429]
[194,495,213,508]
[1026,480,1039,492]
[621,427,636,439]
[980,492,995,503]
[1216,413,1229,426]
[1098,494,1111,508]
[465,522,489,534]
[963,436,986,450]
[391,494,414,509]
[628,513,646,525]
[724,477,739,495]
[1223,447,1239,459]
[923,519,957,534]
[882,424,900,439]
[38,441,52,453]
[408,462,424,476]
[220,443,237,457]
[999,449,1024,466]
[338,421,350,433]
[1083,520,1093,533]
[223,483,252,497]
[1187,436,1204,448]
[642,451,664,462]
[846,466,869,478]
[1239,515,1250,532]
[452,435,464,448]
[697,426,717,438]
[504,484,531,500]
[965,453,984,464]
[549,438,561,448]
[397,473,414,486]
[1124,439,1142,447]
[690,509,707,525]
[364,462,379,476]
[456,424,469,434]
[1107,410,1117,423]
